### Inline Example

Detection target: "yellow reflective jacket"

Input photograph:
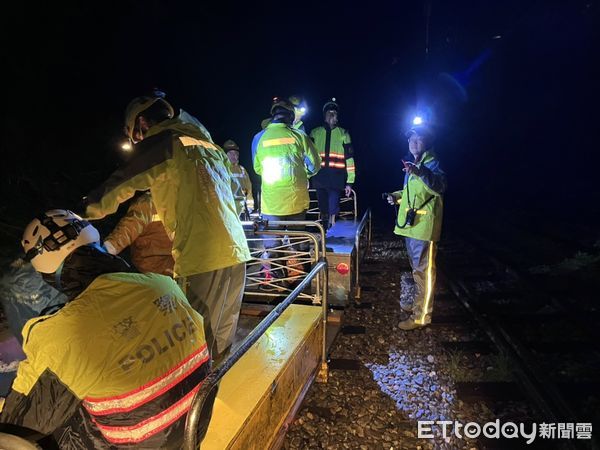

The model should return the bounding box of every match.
[0,273,211,449]
[310,125,356,186]
[229,163,254,214]
[252,123,321,215]
[85,111,251,277]
[261,117,305,133]
[105,191,175,276]
[393,151,446,241]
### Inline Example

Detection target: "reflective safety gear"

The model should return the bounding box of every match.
[22,210,100,274]
[223,139,240,152]
[252,123,321,215]
[293,120,306,132]
[393,150,445,327]
[230,163,254,216]
[85,110,251,277]
[310,126,355,186]
[105,192,174,276]
[0,273,212,448]
[404,238,436,326]
[393,151,445,241]
[183,113,214,143]
[124,92,175,140]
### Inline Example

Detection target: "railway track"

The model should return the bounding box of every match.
[437,234,599,450]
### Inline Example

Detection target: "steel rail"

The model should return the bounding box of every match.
[441,265,581,450]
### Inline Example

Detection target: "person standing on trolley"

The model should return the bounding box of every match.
[223,139,254,219]
[84,90,250,361]
[386,121,446,330]
[309,98,356,230]
[252,98,321,286]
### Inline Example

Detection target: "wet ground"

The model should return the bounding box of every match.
[1,222,596,448]
[282,223,599,449]
[283,232,482,450]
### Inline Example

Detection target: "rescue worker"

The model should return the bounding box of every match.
[0,210,214,448]
[252,98,321,223]
[260,95,307,132]
[386,124,446,330]
[310,98,356,229]
[252,98,321,285]
[104,191,174,276]
[223,139,254,218]
[84,91,251,360]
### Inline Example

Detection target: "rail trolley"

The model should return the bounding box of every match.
[187,189,371,449]
[0,190,371,449]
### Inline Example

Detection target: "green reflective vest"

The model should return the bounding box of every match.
[393,151,446,241]
[309,126,355,184]
[252,123,321,215]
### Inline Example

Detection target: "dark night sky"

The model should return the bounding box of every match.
[3,0,600,230]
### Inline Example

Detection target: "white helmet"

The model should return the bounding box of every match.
[22,210,100,273]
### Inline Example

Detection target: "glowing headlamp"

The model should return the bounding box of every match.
[295,102,308,116]
[412,116,423,125]
[120,140,133,152]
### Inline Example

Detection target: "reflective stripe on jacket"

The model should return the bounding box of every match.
[0,273,211,449]
[85,111,251,277]
[252,123,321,215]
[309,126,355,186]
[229,163,253,214]
[105,191,174,276]
[393,151,446,241]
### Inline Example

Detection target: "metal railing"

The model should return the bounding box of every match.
[339,188,358,220]
[306,188,358,221]
[242,220,326,304]
[183,261,329,450]
[353,209,372,300]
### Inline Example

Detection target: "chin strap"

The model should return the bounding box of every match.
[53,260,64,291]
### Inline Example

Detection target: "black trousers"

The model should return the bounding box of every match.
[316,188,341,219]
